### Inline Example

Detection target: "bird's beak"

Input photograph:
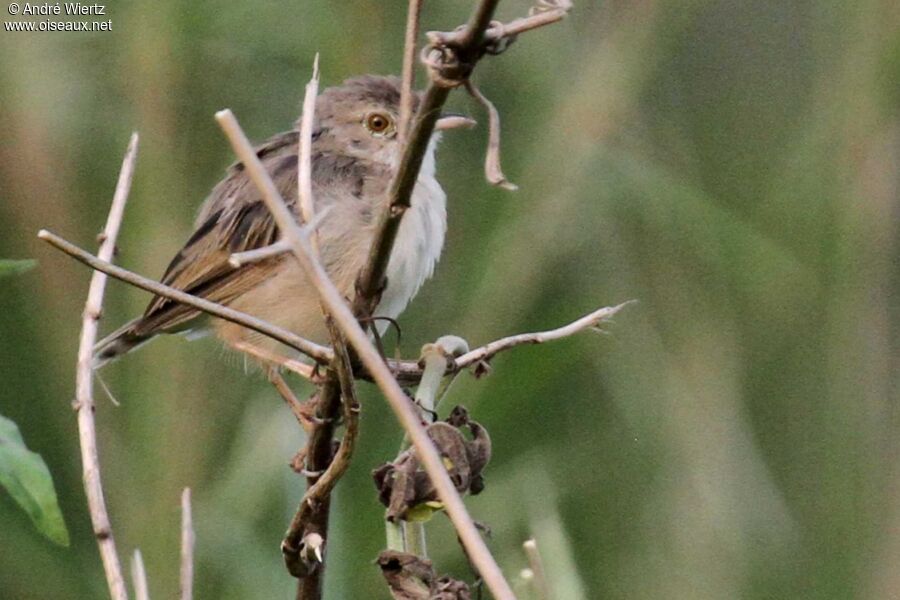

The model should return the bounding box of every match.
[435,113,477,131]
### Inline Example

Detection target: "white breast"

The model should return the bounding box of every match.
[377,138,447,327]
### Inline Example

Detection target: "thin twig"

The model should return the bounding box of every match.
[523,539,550,600]
[426,0,572,48]
[298,54,320,232]
[387,302,632,383]
[458,0,502,48]
[352,0,508,321]
[215,109,517,600]
[180,488,195,600]
[131,550,150,600]
[229,208,332,268]
[71,132,138,600]
[228,239,291,268]
[267,367,314,430]
[454,302,630,370]
[37,231,334,366]
[40,229,625,386]
[498,0,572,36]
[398,0,424,145]
[236,341,315,380]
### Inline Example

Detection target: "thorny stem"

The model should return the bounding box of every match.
[290,5,513,595]
[71,132,138,600]
[287,320,360,583]
[291,377,341,596]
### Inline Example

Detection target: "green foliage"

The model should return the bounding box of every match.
[0,415,69,547]
[0,260,37,279]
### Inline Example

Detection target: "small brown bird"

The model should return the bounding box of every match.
[94,75,472,367]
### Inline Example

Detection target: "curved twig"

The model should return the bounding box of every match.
[454,302,631,370]
[71,132,138,600]
[386,302,632,383]
[465,79,518,190]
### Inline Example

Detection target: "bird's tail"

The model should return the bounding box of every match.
[93,318,154,369]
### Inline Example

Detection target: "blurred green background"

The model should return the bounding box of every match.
[2,1,899,598]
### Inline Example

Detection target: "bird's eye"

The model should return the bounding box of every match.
[365,112,394,136]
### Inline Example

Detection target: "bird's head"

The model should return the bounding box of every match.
[307,75,473,167]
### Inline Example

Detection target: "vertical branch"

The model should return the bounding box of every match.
[292,379,341,600]
[352,0,503,321]
[458,0,502,47]
[297,54,320,231]
[131,550,150,600]
[398,0,424,144]
[351,83,451,319]
[74,132,139,600]
[292,60,340,600]
[523,538,550,600]
[180,488,195,600]
[290,326,359,600]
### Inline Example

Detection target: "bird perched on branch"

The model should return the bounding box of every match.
[94,75,472,367]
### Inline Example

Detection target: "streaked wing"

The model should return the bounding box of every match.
[132,132,300,336]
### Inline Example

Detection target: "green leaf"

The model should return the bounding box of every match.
[0,259,37,279]
[0,414,70,546]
